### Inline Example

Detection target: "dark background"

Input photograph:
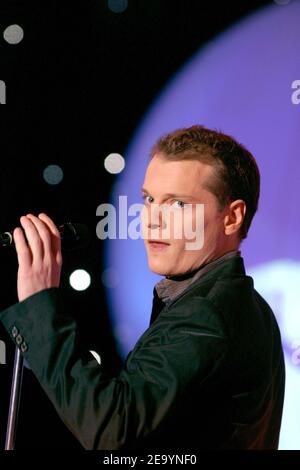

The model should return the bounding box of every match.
[0,0,271,449]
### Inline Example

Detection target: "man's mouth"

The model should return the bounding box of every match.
[148,240,171,250]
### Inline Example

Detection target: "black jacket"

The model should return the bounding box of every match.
[0,255,285,449]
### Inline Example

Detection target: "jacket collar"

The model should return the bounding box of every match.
[150,253,246,325]
[155,250,242,306]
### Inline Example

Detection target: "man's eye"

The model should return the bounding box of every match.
[142,195,153,204]
[171,200,185,208]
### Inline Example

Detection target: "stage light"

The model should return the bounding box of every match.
[43,164,64,185]
[101,267,120,288]
[108,0,128,14]
[104,153,125,174]
[69,269,91,291]
[3,24,24,45]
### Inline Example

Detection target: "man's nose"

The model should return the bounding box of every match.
[147,204,164,229]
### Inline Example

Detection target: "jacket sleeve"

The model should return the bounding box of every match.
[0,287,229,449]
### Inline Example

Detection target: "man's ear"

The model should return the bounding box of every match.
[224,199,246,236]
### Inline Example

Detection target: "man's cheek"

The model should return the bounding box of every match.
[183,204,204,250]
[171,211,184,240]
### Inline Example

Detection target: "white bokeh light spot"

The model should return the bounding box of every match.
[3,24,24,44]
[104,153,125,174]
[69,269,91,291]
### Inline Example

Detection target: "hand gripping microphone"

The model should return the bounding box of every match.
[0,222,90,250]
[3,221,90,450]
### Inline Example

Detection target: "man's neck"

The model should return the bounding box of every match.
[165,248,240,281]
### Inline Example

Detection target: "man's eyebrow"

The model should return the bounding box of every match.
[140,188,196,198]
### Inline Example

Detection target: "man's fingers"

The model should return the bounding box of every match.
[20,216,44,262]
[38,213,60,237]
[13,227,32,268]
[26,214,52,260]
[38,213,61,253]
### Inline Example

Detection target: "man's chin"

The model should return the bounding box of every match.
[147,260,170,277]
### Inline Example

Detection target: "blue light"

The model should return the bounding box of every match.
[108,0,128,14]
[105,1,300,449]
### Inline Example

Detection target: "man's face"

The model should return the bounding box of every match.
[141,153,228,277]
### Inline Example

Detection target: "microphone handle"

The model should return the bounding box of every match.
[5,348,24,450]
[0,223,80,249]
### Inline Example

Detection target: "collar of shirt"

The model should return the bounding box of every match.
[154,250,241,307]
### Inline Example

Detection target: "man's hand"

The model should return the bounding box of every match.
[13,213,62,302]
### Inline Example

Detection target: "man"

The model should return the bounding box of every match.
[0,125,285,449]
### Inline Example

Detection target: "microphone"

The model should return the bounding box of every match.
[0,222,90,250]
[3,221,90,450]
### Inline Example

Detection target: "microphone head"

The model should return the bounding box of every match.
[0,231,13,247]
[59,222,90,250]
